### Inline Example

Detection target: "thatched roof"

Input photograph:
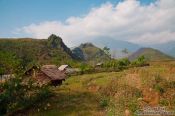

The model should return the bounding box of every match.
[41,66,66,80]
[25,64,66,81]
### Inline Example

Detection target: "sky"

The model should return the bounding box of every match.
[0,0,175,46]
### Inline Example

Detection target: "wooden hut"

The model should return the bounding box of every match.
[25,65,66,86]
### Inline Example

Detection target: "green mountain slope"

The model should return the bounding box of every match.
[72,43,110,62]
[0,34,77,73]
[128,48,174,61]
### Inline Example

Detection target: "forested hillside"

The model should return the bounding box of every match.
[0,34,77,74]
[72,43,110,62]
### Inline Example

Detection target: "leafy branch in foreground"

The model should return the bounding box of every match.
[0,74,53,115]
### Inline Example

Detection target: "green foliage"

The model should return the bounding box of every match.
[131,55,146,66]
[99,97,109,108]
[74,43,110,61]
[102,58,130,70]
[79,63,93,74]
[0,74,52,115]
[47,34,62,48]
[117,58,130,69]
[121,48,129,54]
[160,99,169,106]
[0,68,5,75]
[0,51,22,74]
[154,84,165,94]
[0,37,78,73]
[103,46,111,57]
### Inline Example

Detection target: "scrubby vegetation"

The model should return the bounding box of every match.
[0,35,175,116]
[0,35,80,74]
[0,74,52,115]
[15,61,174,116]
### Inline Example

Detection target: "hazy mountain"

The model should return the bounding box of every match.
[90,37,140,51]
[128,48,174,61]
[72,43,110,61]
[151,41,175,57]
[86,37,140,58]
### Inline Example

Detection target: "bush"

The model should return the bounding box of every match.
[160,99,169,106]
[117,58,130,70]
[79,63,93,74]
[0,74,52,115]
[99,97,109,108]
[131,55,147,67]
[102,58,130,70]
[154,84,165,94]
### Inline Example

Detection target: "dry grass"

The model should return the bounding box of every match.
[21,61,175,116]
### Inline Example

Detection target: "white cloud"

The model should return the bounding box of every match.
[16,0,175,46]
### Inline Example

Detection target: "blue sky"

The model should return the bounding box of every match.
[1,0,174,47]
[0,0,155,37]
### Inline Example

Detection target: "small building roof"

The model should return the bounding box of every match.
[58,65,69,71]
[96,62,103,66]
[41,67,66,80]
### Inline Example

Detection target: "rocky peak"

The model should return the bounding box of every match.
[47,34,63,48]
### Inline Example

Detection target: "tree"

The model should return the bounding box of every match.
[131,55,146,66]
[121,48,129,54]
[0,51,21,74]
[103,46,111,58]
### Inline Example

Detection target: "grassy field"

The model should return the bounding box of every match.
[21,61,175,116]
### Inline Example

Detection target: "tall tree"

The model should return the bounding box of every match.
[121,48,129,54]
[103,46,111,58]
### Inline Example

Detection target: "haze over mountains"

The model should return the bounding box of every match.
[151,42,175,57]
[128,48,174,61]
[72,42,110,61]
[72,36,175,58]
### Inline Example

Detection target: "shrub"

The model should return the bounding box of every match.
[99,97,109,108]
[160,99,169,106]
[0,74,52,115]
[154,84,165,94]
[102,58,130,70]
[131,55,147,67]
[79,63,93,74]
[117,58,130,70]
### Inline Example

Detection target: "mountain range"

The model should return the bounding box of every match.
[0,34,174,69]
[0,34,110,72]
[83,37,175,58]
[128,48,174,61]
[151,42,175,57]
